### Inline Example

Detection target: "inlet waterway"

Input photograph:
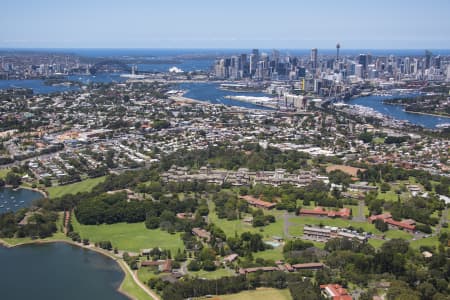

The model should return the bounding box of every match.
[0,242,128,300]
[346,94,450,129]
[177,82,273,110]
[0,187,44,214]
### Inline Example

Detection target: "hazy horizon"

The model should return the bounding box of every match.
[2,0,450,49]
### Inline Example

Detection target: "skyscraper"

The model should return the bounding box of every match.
[252,49,260,61]
[358,54,368,78]
[425,50,432,69]
[336,43,340,62]
[311,48,318,72]
[404,57,410,74]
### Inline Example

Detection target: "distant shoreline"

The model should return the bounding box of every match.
[403,109,450,118]
[383,102,450,119]
[0,238,155,300]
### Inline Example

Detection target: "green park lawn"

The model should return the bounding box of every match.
[383,229,413,240]
[204,288,292,300]
[71,216,184,253]
[373,137,385,144]
[47,176,106,198]
[0,168,10,179]
[119,261,153,300]
[253,247,284,261]
[410,236,440,249]
[137,267,161,285]
[377,190,401,202]
[208,202,285,240]
[189,267,235,279]
[368,238,385,248]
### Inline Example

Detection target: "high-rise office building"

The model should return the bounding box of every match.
[404,57,410,74]
[311,48,318,72]
[252,49,260,61]
[434,55,441,69]
[425,50,432,69]
[336,43,340,62]
[358,54,368,78]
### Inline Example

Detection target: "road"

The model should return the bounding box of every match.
[123,263,160,300]
[352,200,366,222]
[283,211,295,238]
[435,207,448,236]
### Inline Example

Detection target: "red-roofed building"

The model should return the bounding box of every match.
[192,227,212,242]
[141,259,173,272]
[368,213,415,232]
[299,207,351,219]
[385,218,416,232]
[240,195,276,209]
[292,262,325,270]
[368,212,392,223]
[320,284,353,300]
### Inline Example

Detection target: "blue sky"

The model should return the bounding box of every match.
[2,0,450,49]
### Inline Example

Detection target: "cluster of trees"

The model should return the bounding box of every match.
[149,272,321,300]
[251,209,275,227]
[384,135,410,144]
[5,171,22,187]
[187,247,217,272]
[213,190,248,220]
[0,210,57,239]
[160,143,311,172]
[323,237,450,299]
[385,196,441,226]
[123,252,138,270]
[152,119,170,130]
[226,232,268,257]
[95,240,112,250]
[365,191,441,229]
[301,181,345,208]
[75,191,203,235]
[358,164,439,189]
[328,170,353,187]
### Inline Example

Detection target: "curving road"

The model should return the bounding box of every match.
[120,260,160,300]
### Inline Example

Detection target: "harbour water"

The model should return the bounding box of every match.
[0,187,44,214]
[346,94,450,129]
[178,82,273,110]
[0,242,128,300]
[0,79,79,94]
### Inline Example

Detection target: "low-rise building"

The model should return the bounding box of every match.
[368,213,416,232]
[192,227,212,242]
[303,226,367,243]
[320,284,352,300]
[299,206,351,219]
[240,195,276,209]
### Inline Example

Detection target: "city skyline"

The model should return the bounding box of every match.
[2,0,450,49]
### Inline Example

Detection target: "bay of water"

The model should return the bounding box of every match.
[178,82,272,110]
[0,243,128,300]
[346,94,450,129]
[0,187,44,214]
[0,79,79,94]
